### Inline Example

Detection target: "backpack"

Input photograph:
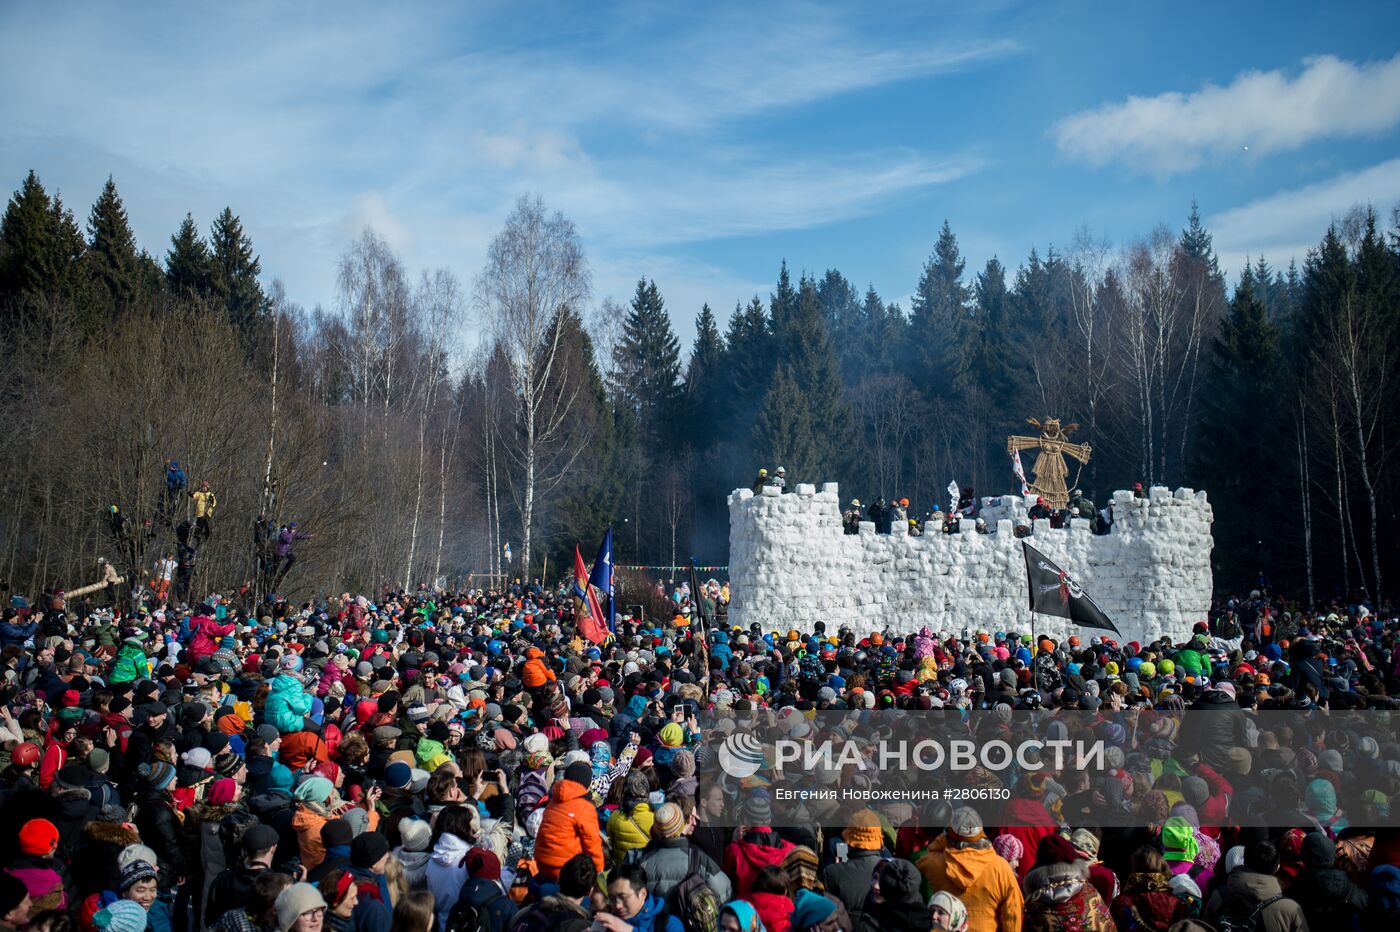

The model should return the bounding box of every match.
[445,898,488,932]
[508,899,591,932]
[666,847,721,932]
[1215,892,1282,932]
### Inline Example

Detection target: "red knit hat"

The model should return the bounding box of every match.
[19,818,59,856]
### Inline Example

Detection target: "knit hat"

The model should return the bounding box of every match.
[89,748,111,773]
[653,802,686,840]
[256,724,281,745]
[383,761,413,789]
[1182,776,1210,809]
[465,848,501,881]
[992,833,1024,864]
[350,831,391,869]
[141,761,177,792]
[94,900,149,932]
[118,845,158,872]
[791,889,837,930]
[659,723,685,748]
[119,858,158,892]
[563,760,593,786]
[208,778,238,806]
[274,883,327,932]
[743,791,773,826]
[671,749,696,778]
[398,818,431,852]
[0,873,27,922]
[842,809,883,851]
[18,817,59,856]
[321,819,353,849]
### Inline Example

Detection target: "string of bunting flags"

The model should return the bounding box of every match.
[615,564,728,573]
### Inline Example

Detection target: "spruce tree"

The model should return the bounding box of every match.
[1194,278,1281,587]
[909,220,972,398]
[1179,200,1222,279]
[764,274,853,483]
[972,256,1013,409]
[47,192,89,305]
[612,278,683,448]
[722,296,775,420]
[209,207,268,344]
[85,176,142,320]
[816,268,862,382]
[769,260,799,336]
[166,213,215,298]
[751,364,820,481]
[0,171,54,304]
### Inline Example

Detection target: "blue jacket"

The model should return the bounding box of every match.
[263,674,314,733]
[626,893,684,932]
[166,463,186,490]
[346,865,392,932]
[0,618,38,649]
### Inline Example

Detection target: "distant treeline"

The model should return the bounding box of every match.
[0,172,1396,604]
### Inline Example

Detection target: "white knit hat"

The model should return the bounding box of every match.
[275,883,327,932]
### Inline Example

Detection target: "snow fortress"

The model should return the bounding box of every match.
[728,482,1213,645]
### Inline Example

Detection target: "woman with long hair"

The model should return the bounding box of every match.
[388,890,435,932]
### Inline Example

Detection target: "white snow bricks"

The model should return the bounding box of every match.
[728,483,1212,645]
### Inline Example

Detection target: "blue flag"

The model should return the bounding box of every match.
[589,527,615,632]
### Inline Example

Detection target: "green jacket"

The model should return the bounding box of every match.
[110,643,150,683]
[92,622,119,648]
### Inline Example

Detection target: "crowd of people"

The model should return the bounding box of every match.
[0,574,1398,932]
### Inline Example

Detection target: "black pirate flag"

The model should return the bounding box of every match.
[1022,541,1119,633]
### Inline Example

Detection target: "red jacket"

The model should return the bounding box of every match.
[750,891,794,932]
[995,798,1057,881]
[534,779,604,878]
[187,615,235,660]
[724,830,796,898]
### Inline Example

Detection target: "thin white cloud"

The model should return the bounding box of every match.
[0,1,1008,327]
[1054,53,1400,176]
[1210,158,1400,274]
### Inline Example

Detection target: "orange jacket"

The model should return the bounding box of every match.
[917,836,1023,932]
[293,802,378,869]
[521,648,556,689]
[533,779,604,878]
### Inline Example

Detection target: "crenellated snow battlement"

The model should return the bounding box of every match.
[728,482,1213,644]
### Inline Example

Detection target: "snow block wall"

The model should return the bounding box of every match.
[728,482,1213,645]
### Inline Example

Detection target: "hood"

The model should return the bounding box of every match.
[730,836,793,877]
[83,820,141,847]
[939,843,1001,893]
[1026,862,1088,904]
[1226,870,1283,903]
[416,739,445,764]
[270,674,304,695]
[431,832,470,868]
[1301,831,1335,868]
[395,847,431,871]
[551,778,590,803]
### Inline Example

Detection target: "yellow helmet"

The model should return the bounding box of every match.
[759,468,768,476]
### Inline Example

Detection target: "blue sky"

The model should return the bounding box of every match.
[3,2,1399,351]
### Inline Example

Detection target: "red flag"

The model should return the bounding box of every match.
[573,545,610,644]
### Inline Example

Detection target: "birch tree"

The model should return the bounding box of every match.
[475,196,591,576]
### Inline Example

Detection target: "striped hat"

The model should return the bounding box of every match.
[652,802,686,839]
